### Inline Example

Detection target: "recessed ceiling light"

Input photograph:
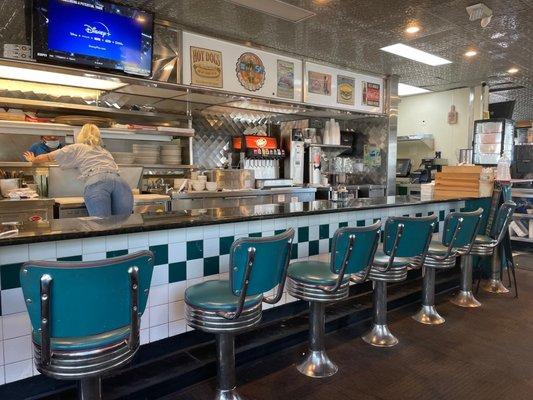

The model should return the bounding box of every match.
[225,0,315,23]
[398,83,431,96]
[405,26,420,34]
[0,65,125,90]
[381,43,452,66]
[465,50,477,57]
[507,67,519,74]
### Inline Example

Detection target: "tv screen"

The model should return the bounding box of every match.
[33,0,154,77]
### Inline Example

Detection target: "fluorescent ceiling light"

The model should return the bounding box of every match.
[381,43,452,66]
[398,83,431,96]
[0,65,126,90]
[225,0,315,22]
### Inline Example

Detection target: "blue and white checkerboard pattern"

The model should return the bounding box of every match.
[0,200,463,384]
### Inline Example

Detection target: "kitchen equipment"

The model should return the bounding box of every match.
[458,148,474,164]
[283,128,305,186]
[0,198,54,223]
[205,169,255,190]
[191,180,206,191]
[0,178,21,197]
[304,145,324,186]
[255,179,293,189]
[233,134,284,183]
[396,159,412,177]
[513,144,533,179]
[472,118,515,165]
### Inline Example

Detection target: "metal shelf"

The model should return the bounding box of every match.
[397,134,435,149]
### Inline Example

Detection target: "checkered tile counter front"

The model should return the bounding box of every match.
[0,200,464,384]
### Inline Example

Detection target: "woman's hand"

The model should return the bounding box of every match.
[23,151,36,163]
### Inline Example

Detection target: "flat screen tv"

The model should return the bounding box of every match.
[32,0,154,77]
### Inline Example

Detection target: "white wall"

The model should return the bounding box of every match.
[397,87,482,167]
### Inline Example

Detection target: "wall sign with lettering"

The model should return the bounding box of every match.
[190,46,223,88]
[236,52,266,92]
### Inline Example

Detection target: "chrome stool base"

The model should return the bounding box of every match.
[79,377,102,400]
[412,305,445,325]
[297,350,338,378]
[481,279,510,294]
[362,324,398,347]
[215,388,246,400]
[450,290,482,308]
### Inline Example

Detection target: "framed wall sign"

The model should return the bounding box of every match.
[236,52,266,92]
[276,60,294,99]
[190,46,223,88]
[337,75,355,105]
[308,71,332,96]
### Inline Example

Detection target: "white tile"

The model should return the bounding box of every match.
[248,221,261,234]
[203,238,219,258]
[169,281,187,302]
[262,231,274,238]
[149,230,169,246]
[285,293,298,303]
[129,246,149,254]
[149,304,169,327]
[234,222,248,234]
[105,235,128,252]
[0,366,4,385]
[32,361,40,377]
[3,335,31,364]
[186,259,203,280]
[56,240,82,258]
[82,237,106,254]
[203,275,219,282]
[168,229,187,243]
[82,252,106,262]
[4,359,32,383]
[28,243,56,261]
[187,277,203,287]
[151,264,169,286]
[186,227,203,241]
[128,232,149,248]
[203,225,220,239]
[297,216,309,227]
[2,312,31,339]
[0,341,3,365]
[0,245,29,265]
[298,242,309,258]
[319,239,329,254]
[1,288,26,315]
[168,301,185,322]
[140,312,149,330]
[0,316,3,340]
[285,217,297,230]
[148,284,168,306]
[318,214,330,225]
[149,324,168,342]
[169,320,187,337]
[140,329,150,345]
[219,223,235,237]
[309,225,319,241]
[219,272,229,280]
[261,219,275,232]
[219,254,230,273]
[168,242,186,263]
[274,218,287,230]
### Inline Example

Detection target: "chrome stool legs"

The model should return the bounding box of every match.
[413,267,445,325]
[79,377,102,400]
[451,255,481,308]
[297,302,338,378]
[480,247,510,294]
[215,334,245,400]
[362,281,398,347]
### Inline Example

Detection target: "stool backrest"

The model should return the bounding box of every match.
[230,229,294,297]
[383,216,437,258]
[442,208,484,248]
[20,251,154,339]
[490,201,516,243]
[330,222,381,275]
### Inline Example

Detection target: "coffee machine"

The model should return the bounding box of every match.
[283,129,305,186]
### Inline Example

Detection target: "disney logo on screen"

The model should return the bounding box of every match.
[84,22,111,38]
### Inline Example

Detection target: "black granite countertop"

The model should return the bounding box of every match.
[0,196,470,246]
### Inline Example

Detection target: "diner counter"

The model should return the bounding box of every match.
[0,196,474,246]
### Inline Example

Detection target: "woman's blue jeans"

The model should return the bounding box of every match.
[84,173,134,217]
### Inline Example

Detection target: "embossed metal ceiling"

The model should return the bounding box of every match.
[129,0,532,94]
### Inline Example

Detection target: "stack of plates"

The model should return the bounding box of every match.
[112,152,136,164]
[160,143,182,165]
[133,144,160,165]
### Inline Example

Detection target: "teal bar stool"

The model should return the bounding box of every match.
[412,209,483,325]
[185,229,294,400]
[20,251,154,400]
[287,222,381,378]
[451,201,516,307]
[362,215,437,347]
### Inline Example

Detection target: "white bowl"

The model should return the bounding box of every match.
[192,181,206,191]
[206,182,218,191]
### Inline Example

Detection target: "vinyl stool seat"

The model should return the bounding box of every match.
[288,261,351,286]
[185,280,263,311]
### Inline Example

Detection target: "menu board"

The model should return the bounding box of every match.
[304,61,383,113]
[182,32,302,101]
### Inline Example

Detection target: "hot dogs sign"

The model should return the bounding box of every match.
[190,46,223,88]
